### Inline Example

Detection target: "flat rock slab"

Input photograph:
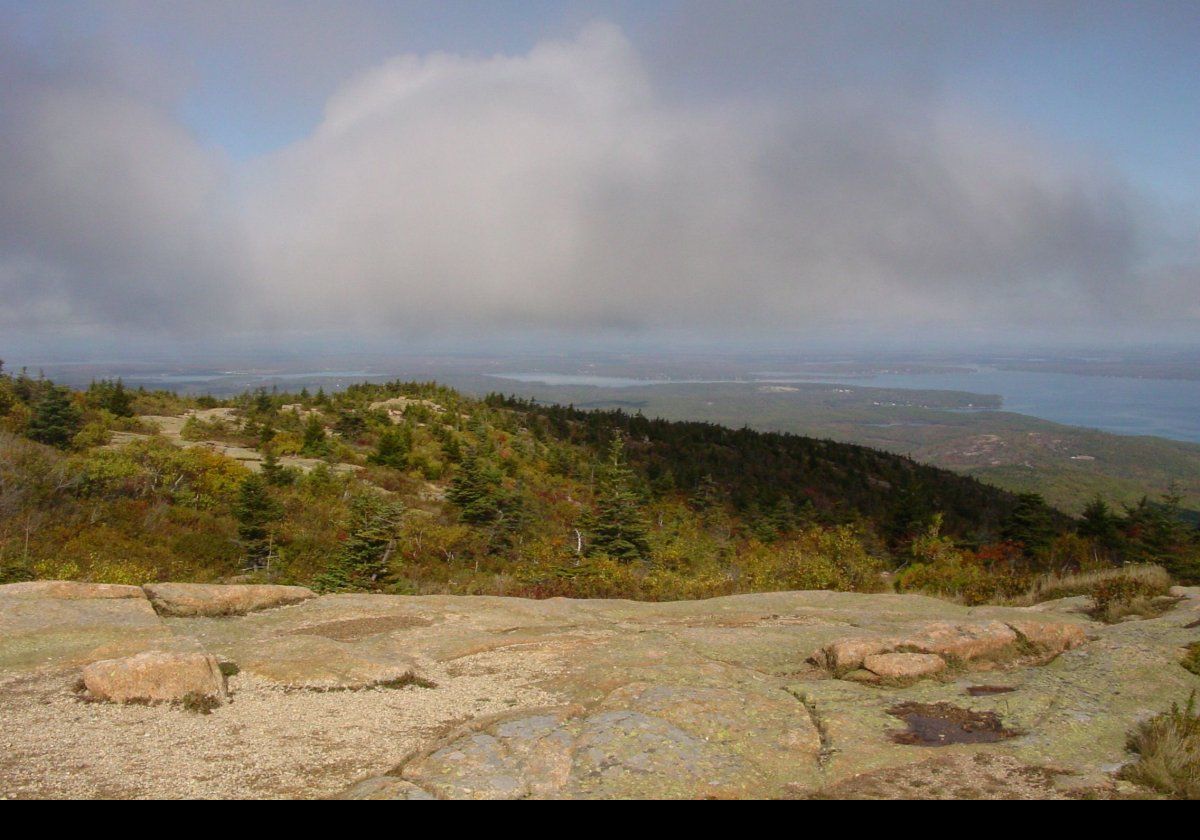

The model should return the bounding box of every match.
[82,651,227,704]
[2,586,1195,799]
[0,581,146,600]
[0,593,176,674]
[143,583,315,617]
[396,705,769,799]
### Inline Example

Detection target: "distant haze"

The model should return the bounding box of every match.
[2,2,1198,355]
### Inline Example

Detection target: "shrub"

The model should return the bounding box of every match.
[1011,564,1172,606]
[1089,572,1174,623]
[895,520,1025,604]
[1120,693,1200,799]
[731,526,884,594]
[1182,643,1200,678]
[73,420,113,449]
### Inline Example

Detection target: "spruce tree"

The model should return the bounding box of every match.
[28,385,82,448]
[88,378,134,417]
[112,379,133,417]
[369,426,411,469]
[234,474,282,568]
[1002,492,1055,557]
[301,413,328,456]
[317,495,404,592]
[768,496,801,536]
[584,435,651,562]
[690,474,721,512]
[447,448,504,525]
[1078,495,1119,547]
[260,446,291,487]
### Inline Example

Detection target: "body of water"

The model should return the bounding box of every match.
[811,368,1200,443]
[492,368,1200,444]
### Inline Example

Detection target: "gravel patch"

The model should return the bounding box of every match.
[0,649,560,800]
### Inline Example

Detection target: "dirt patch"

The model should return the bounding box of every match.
[289,615,433,642]
[966,685,1016,697]
[888,702,1020,746]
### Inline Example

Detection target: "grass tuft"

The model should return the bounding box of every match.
[1119,693,1200,800]
[180,692,222,715]
[1183,643,1200,678]
[1009,564,1171,607]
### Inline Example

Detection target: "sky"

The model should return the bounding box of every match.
[2,1,1198,359]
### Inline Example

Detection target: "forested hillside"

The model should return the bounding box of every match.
[1,360,1196,601]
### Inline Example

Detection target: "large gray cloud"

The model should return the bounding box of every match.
[0,32,245,335]
[243,23,1160,334]
[1,13,1196,346]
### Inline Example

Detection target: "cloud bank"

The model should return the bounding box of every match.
[1,19,1196,346]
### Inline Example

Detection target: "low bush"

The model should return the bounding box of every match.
[1120,693,1200,799]
[1011,564,1172,606]
[1183,643,1200,678]
[1089,572,1174,623]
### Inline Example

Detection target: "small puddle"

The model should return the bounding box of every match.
[888,702,1020,746]
[966,685,1016,697]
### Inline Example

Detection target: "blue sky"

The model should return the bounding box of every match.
[148,0,1200,206]
[1,1,1198,350]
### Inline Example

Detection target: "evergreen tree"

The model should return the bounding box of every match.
[233,474,283,568]
[1002,492,1055,557]
[260,446,291,487]
[689,474,721,512]
[301,413,328,456]
[745,501,779,543]
[447,448,504,525]
[440,432,463,464]
[27,385,82,448]
[316,495,404,592]
[584,435,651,562]
[1078,495,1119,547]
[109,379,133,417]
[369,426,411,469]
[1122,489,1200,581]
[334,410,368,440]
[885,480,933,546]
[769,496,805,536]
[253,388,273,414]
[88,378,134,417]
[0,363,13,416]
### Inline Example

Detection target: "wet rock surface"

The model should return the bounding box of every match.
[887,702,1018,746]
[1,583,1198,798]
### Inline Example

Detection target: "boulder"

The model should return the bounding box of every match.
[1005,619,1087,653]
[143,583,315,617]
[862,652,947,680]
[0,581,145,600]
[816,636,895,672]
[899,621,1018,662]
[82,651,227,704]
